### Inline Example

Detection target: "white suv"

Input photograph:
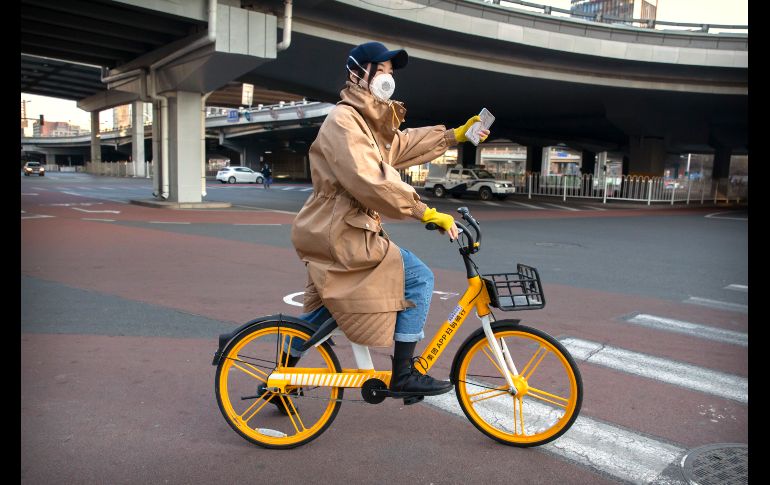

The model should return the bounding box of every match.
[216,166,264,184]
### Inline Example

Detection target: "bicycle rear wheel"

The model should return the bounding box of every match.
[215,320,343,449]
[453,321,582,447]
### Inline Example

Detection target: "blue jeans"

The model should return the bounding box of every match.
[288,248,434,356]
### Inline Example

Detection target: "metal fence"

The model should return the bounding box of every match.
[84,161,154,178]
[517,173,747,204]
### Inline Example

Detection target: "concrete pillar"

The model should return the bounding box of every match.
[711,145,732,196]
[167,91,204,203]
[628,136,666,176]
[90,111,101,169]
[581,150,596,175]
[526,145,543,173]
[151,100,161,196]
[132,101,146,177]
[541,146,552,176]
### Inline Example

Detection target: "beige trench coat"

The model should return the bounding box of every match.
[290,82,457,347]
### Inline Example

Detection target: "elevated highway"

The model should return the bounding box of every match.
[20,0,747,201]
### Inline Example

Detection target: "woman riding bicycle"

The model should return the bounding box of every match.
[290,41,490,399]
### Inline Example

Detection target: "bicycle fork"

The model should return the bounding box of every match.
[480,315,519,395]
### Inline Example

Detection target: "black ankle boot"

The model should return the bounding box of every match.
[258,354,301,415]
[389,341,453,397]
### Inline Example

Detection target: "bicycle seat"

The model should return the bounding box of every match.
[298,317,338,351]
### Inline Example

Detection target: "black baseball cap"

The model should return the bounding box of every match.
[347,42,408,70]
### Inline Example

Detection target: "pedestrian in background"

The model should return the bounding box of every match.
[262,162,272,189]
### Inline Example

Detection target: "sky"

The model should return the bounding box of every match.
[21,0,747,131]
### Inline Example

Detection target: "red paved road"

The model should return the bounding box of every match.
[21,193,747,484]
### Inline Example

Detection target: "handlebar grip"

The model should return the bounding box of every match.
[425,222,439,231]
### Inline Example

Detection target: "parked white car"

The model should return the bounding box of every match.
[216,166,264,184]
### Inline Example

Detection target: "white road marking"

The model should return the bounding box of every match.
[31,187,47,191]
[542,202,581,211]
[72,208,121,214]
[283,292,304,307]
[433,290,460,300]
[705,211,747,221]
[560,337,748,403]
[725,284,748,292]
[48,202,103,206]
[482,201,501,206]
[281,187,295,190]
[511,201,546,210]
[582,205,607,211]
[82,218,116,222]
[148,221,190,225]
[626,314,747,347]
[60,191,83,196]
[300,187,314,192]
[99,187,116,190]
[21,214,55,220]
[684,297,748,313]
[234,223,282,226]
[426,387,685,484]
[21,193,39,196]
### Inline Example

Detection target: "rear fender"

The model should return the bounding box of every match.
[211,314,316,366]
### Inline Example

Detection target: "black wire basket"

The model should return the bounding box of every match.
[482,264,545,311]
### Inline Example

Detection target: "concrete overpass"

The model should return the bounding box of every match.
[20,0,747,202]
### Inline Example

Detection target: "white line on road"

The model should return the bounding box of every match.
[684,297,748,313]
[233,223,282,226]
[99,187,116,190]
[582,205,608,211]
[511,201,545,210]
[705,211,747,221]
[560,337,748,403]
[482,201,502,206]
[425,387,685,484]
[542,203,581,212]
[82,218,116,222]
[21,193,39,196]
[725,284,748,292]
[21,214,55,220]
[283,292,304,307]
[281,187,296,190]
[234,205,298,215]
[72,208,121,214]
[148,221,191,225]
[627,314,747,347]
[300,187,314,192]
[31,187,47,191]
[60,191,83,196]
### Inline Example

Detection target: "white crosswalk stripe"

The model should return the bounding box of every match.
[542,202,581,211]
[724,284,748,292]
[426,390,685,484]
[511,201,545,210]
[559,337,747,403]
[626,314,747,347]
[683,297,748,313]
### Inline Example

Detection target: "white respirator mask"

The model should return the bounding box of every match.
[347,56,396,102]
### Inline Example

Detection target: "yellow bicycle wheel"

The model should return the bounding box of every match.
[215,320,343,449]
[453,321,582,447]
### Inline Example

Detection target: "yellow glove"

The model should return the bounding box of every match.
[421,207,454,231]
[453,115,481,143]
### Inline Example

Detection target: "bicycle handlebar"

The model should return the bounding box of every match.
[424,207,481,255]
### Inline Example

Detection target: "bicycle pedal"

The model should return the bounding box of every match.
[403,396,424,405]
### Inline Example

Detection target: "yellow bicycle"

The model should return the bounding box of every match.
[213,207,582,449]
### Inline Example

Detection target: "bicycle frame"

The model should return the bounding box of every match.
[265,272,518,395]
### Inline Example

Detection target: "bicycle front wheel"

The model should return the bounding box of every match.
[453,322,582,447]
[215,320,343,449]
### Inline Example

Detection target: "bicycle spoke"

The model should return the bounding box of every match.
[470,389,509,404]
[517,396,525,434]
[242,394,273,423]
[527,386,569,408]
[233,362,269,383]
[280,395,303,434]
[284,395,306,430]
[468,385,508,399]
[521,346,548,380]
[284,335,294,367]
[511,394,518,435]
[481,345,507,378]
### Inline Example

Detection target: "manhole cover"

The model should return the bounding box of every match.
[681,443,747,485]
